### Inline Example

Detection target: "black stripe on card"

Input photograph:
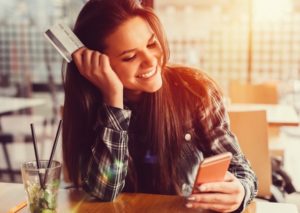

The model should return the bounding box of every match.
[45,29,71,61]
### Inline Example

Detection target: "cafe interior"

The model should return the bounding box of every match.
[0,0,300,212]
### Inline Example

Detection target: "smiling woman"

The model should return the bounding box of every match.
[62,0,257,212]
[104,16,163,100]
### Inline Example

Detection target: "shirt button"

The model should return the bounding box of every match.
[184,133,192,141]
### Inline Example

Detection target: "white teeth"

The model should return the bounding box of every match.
[138,69,156,79]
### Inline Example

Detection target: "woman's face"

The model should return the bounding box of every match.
[104,16,163,101]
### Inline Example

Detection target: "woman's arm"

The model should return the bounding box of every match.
[82,104,132,201]
[188,87,258,212]
[72,48,129,200]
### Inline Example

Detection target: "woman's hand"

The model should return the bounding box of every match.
[186,172,245,212]
[72,47,124,108]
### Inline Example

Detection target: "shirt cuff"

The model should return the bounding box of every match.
[95,104,132,131]
[232,180,252,213]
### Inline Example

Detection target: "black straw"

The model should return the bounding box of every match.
[43,120,62,187]
[30,123,44,189]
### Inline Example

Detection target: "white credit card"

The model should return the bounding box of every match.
[44,23,84,63]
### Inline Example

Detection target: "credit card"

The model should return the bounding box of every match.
[44,23,84,63]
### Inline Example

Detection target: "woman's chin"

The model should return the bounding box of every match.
[125,78,163,101]
[145,78,163,93]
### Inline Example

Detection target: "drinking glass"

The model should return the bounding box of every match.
[21,160,61,213]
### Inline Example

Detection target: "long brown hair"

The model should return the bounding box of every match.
[63,0,219,193]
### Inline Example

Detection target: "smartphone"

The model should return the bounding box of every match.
[192,152,232,193]
[44,23,84,63]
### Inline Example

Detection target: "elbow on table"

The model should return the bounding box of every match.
[83,181,124,202]
[94,193,119,202]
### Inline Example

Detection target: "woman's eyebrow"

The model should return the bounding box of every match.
[118,48,136,57]
[118,33,155,57]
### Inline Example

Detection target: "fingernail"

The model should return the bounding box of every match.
[186,203,193,208]
[199,185,206,192]
[187,196,195,201]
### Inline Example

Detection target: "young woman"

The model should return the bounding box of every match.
[62,0,257,212]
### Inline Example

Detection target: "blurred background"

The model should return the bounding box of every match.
[0,0,299,208]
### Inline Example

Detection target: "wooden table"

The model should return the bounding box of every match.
[1,182,298,213]
[229,104,299,127]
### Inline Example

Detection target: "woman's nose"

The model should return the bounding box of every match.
[141,51,156,68]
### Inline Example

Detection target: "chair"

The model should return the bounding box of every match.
[228,110,272,198]
[228,80,283,158]
[0,133,15,181]
[0,114,46,182]
[228,80,278,104]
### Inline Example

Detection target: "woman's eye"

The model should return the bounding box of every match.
[122,55,136,62]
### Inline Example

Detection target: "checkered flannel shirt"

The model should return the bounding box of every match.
[82,92,257,212]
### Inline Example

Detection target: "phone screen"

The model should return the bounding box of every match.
[192,152,232,193]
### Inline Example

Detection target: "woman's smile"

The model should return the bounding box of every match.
[136,66,157,79]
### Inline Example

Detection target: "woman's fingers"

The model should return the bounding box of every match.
[71,47,114,83]
[188,192,233,204]
[70,47,124,107]
[187,172,245,212]
[100,54,113,74]
[186,192,241,212]
[197,181,238,194]
[72,47,86,71]
[81,49,93,73]
[72,47,103,78]
[224,171,235,181]
[91,51,101,69]
[196,172,239,194]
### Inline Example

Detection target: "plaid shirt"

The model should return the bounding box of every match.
[82,84,257,211]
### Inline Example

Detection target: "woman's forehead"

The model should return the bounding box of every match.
[104,16,154,54]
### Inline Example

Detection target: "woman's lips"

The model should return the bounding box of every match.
[136,67,157,79]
